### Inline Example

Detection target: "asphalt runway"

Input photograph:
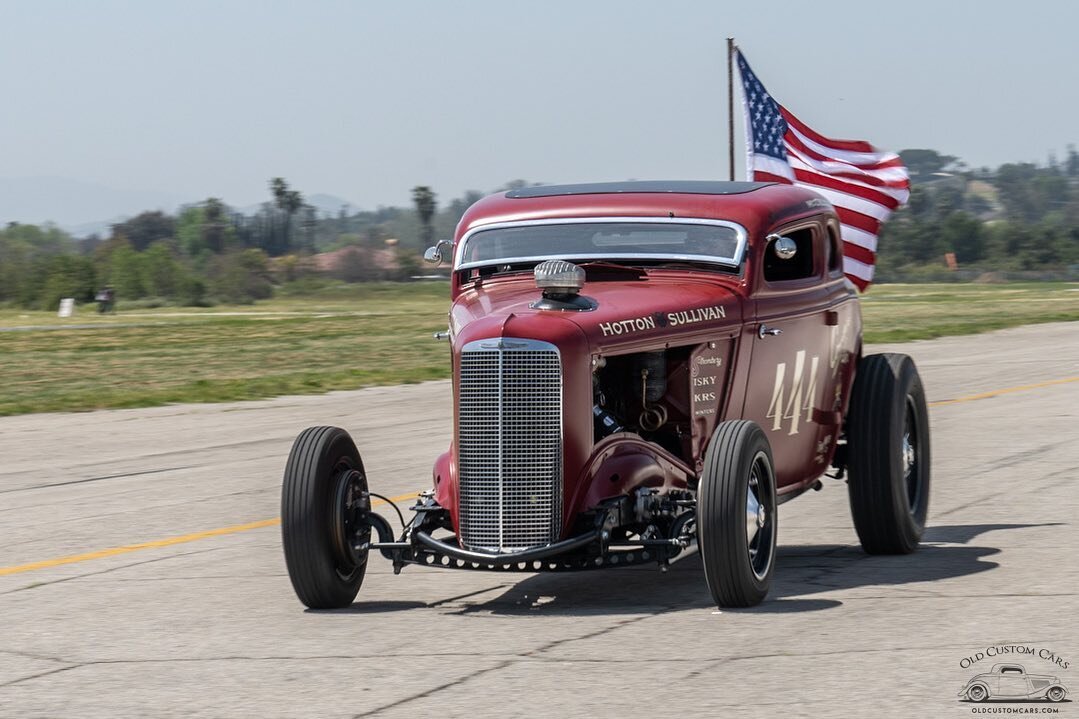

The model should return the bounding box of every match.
[1,322,1077,718]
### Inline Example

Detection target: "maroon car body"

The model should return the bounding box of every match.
[431,181,860,535]
[280,180,930,611]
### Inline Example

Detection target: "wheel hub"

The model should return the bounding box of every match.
[745,487,762,545]
[744,456,776,582]
[902,396,923,513]
[331,467,371,573]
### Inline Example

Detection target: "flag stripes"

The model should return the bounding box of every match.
[737,49,909,290]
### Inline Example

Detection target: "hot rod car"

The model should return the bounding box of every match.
[959,664,1068,702]
[281,180,931,609]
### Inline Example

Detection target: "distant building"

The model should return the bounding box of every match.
[310,241,418,281]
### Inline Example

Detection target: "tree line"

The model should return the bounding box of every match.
[0,178,474,310]
[1,153,1078,311]
[878,148,1079,280]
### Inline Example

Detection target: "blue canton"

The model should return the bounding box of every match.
[737,51,789,161]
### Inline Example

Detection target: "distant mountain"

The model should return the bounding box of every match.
[0,176,185,235]
[306,193,355,217]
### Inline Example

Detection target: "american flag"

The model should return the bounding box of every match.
[736,49,909,290]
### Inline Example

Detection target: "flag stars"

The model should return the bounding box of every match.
[737,52,789,161]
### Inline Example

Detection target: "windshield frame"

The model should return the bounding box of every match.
[453,216,749,271]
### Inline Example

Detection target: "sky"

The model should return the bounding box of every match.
[1,0,1076,225]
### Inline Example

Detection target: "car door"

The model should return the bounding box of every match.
[997,668,1031,698]
[743,221,852,488]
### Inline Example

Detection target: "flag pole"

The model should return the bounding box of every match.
[727,37,735,181]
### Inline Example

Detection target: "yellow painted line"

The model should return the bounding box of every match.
[3,376,1076,579]
[0,491,419,578]
[928,376,1079,407]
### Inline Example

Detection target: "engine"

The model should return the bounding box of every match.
[592,346,699,463]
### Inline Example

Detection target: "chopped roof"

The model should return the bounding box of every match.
[505,181,773,199]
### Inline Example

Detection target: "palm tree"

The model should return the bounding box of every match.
[270,178,304,254]
[203,197,227,253]
[411,186,437,247]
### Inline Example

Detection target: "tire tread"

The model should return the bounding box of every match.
[281,426,366,609]
[847,353,930,555]
[699,420,775,608]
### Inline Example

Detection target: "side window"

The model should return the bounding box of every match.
[827,226,843,275]
[763,227,816,283]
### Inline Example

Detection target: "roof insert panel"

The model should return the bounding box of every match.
[506,180,773,199]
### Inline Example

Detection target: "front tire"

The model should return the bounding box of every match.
[281,426,370,609]
[846,353,931,554]
[1048,686,1066,702]
[698,421,777,608]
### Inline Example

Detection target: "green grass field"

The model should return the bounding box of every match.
[1,281,1076,416]
[859,282,1079,342]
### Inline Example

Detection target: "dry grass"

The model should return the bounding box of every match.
[1,281,1075,416]
[859,282,1079,342]
[0,283,451,416]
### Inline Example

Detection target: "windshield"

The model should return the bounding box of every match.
[456,219,746,270]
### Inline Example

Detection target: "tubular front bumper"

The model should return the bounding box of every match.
[366,496,693,573]
[413,529,601,565]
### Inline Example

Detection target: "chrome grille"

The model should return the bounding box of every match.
[458,338,563,552]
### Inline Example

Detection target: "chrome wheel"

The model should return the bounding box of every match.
[746,452,775,581]
[1048,686,1066,702]
[902,396,922,514]
[968,685,988,702]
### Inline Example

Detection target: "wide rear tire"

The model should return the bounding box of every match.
[281,426,370,609]
[698,420,777,608]
[846,353,931,554]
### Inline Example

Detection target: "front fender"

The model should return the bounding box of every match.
[432,448,453,503]
[568,434,694,515]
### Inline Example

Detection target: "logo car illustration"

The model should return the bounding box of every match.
[958,663,1068,702]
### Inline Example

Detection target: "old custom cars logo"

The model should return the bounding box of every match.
[956,645,1070,704]
[598,305,727,337]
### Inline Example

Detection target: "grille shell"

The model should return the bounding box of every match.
[457,338,563,552]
